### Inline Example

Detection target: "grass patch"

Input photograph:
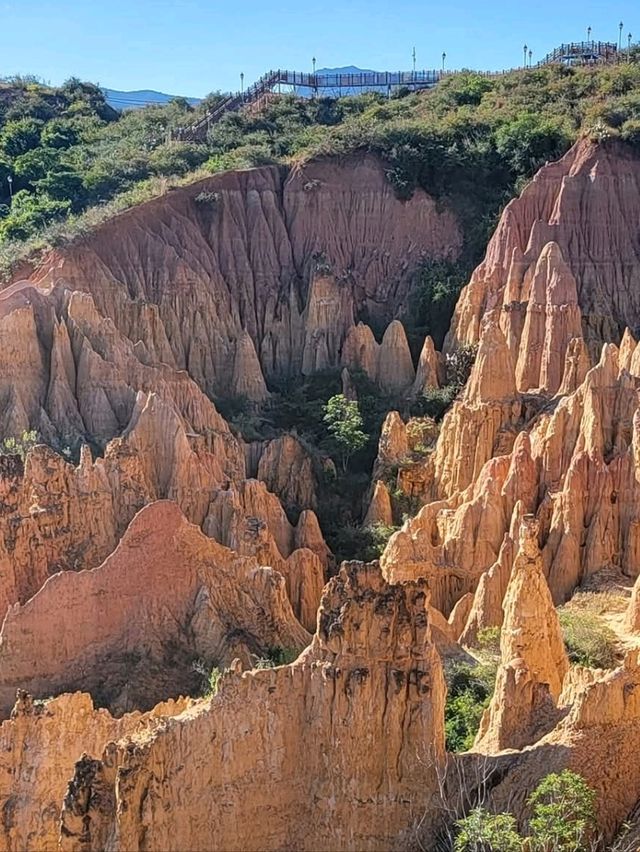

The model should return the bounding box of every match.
[558,610,620,669]
[563,588,629,615]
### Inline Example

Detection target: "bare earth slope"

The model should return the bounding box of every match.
[30,155,461,398]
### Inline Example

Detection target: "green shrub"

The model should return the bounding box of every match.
[494,112,572,176]
[0,117,42,158]
[527,770,597,852]
[445,344,478,389]
[444,660,497,752]
[452,771,598,852]
[253,647,299,668]
[454,808,523,851]
[477,626,501,655]
[204,666,222,697]
[411,385,459,420]
[406,259,469,348]
[0,429,38,460]
[0,191,71,240]
[559,611,619,668]
[356,522,399,561]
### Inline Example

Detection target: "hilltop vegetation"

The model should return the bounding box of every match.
[0,77,222,252]
[1,59,640,288]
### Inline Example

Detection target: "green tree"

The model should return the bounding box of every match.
[454,808,523,852]
[323,394,367,472]
[0,190,70,240]
[35,169,86,209]
[41,118,80,149]
[528,770,597,852]
[12,147,60,184]
[494,113,571,177]
[0,118,43,158]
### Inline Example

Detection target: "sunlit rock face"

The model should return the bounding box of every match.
[447,138,640,357]
[46,564,445,852]
[0,139,639,851]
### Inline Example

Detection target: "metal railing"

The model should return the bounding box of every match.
[174,40,637,142]
[536,40,618,66]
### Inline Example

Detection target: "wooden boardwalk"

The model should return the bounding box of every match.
[175,40,628,142]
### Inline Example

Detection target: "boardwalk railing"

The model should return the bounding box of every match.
[536,40,618,66]
[174,40,636,142]
[174,68,447,140]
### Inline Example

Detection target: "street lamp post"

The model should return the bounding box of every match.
[528,49,532,67]
[412,46,416,76]
[240,72,244,97]
[442,52,446,72]
[6,176,12,204]
[619,21,624,51]
[312,56,316,75]
[629,33,633,61]
[587,26,591,42]
[523,43,527,67]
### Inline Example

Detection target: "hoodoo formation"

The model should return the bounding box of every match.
[1,44,640,851]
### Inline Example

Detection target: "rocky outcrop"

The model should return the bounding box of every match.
[411,334,442,396]
[475,516,569,751]
[55,563,446,852]
[363,480,394,527]
[375,411,409,473]
[0,691,191,852]
[483,651,640,841]
[231,330,269,403]
[29,156,460,401]
[341,318,417,394]
[0,390,328,626]
[377,320,416,393]
[447,138,640,356]
[382,247,640,618]
[341,322,379,380]
[254,434,317,510]
[2,138,640,850]
[625,572,640,632]
[0,501,311,716]
[514,242,583,395]
[430,316,521,499]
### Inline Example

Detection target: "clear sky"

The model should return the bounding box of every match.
[1,0,638,97]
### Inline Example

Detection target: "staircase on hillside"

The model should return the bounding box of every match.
[174,39,633,143]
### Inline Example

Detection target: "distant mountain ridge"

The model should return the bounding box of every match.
[103,68,380,110]
[103,88,201,110]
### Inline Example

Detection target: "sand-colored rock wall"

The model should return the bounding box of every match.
[55,563,446,852]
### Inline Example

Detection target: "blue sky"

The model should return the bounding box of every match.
[1,0,637,96]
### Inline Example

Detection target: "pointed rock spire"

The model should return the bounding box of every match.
[363,480,393,528]
[515,242,583,395]
[377,320,415,394]
[411,335,441,397]
[475,515,569,751]
[618,328,637,374]
[376,412,408,469]
[341,322,379,381]
[625,572,640,633]
[465,315,516,404]
[231,331,269,403]
[558,337,591,395]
